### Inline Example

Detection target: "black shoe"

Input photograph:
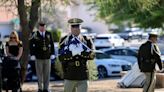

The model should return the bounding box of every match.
[43,89,49,92]
[38,89,43,92]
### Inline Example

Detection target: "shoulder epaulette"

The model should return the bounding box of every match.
[29,31,37,40]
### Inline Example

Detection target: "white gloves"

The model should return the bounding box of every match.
[31,55,55,60]
[50,55,55,60]
[30,55,36,61]
[69,43,84,56]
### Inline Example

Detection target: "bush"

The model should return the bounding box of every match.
[49,29,62,42]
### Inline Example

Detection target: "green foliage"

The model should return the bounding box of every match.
[85,0,164,28]
[88,60,98,81]
[54,57,64,79]
[50,29,62,42]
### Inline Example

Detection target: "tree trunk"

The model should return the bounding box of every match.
[17,0,40,83]
[29,0,41,31]
[17,0,30,83]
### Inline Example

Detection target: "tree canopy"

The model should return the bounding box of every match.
[0,0,73,83]
[85,0,164,28]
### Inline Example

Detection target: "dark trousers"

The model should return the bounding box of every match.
[0,63,2,92]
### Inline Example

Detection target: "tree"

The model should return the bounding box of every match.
[0,0,41,83]
[85,0,164,28]
[0,0,77,83]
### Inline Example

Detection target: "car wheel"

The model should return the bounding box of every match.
[98,66,107,79]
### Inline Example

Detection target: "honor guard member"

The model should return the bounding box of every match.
[0,37,4,92]
[58,18,95,92]
[138,32,163,92]
[30,21,55,92]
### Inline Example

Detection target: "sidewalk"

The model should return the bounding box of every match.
[21,79,164,92]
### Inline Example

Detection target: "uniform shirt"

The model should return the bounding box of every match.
[30,31,55,59]
[39,31,45,38]
[58,34,95,80]
[138,40,162,72]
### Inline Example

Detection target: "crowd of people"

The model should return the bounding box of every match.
[0,18,163,92]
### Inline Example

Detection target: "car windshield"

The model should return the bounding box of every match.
[96,52,111,59]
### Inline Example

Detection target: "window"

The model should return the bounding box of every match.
[105,50,120,55]
[96,53,111,59]
[127,49,137,57]
[121,49,128,55]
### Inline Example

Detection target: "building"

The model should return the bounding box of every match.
[0,6,16,40]
[66,0,109,34]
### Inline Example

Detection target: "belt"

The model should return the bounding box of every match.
[145,59,155,64]
[68,61,81,67]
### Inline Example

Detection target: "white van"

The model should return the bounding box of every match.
[94,34,125,49]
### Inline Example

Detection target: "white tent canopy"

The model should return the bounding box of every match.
[117,63,145,88]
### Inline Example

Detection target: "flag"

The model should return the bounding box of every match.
[59,37,91,56]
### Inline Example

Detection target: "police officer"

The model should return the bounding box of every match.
[138,32,163,92]
[58,18,95,92]
[0,38,4,92]
[30,21,55,92]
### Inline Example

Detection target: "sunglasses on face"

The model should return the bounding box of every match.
[71,25,80,28]
[10,37,16,39]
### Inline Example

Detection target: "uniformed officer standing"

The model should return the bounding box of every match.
[30,21,55,92]
[138,32,163,92]
[58,18,95,92]
[0,38,4,92]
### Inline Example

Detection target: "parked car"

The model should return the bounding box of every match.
[95,50,132,78]
[119,30,145,41]
[94,34,125,49]
[101,47,139,65]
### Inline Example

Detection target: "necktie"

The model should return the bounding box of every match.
[42,32,44,38]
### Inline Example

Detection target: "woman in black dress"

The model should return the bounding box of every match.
[5,31,23,92]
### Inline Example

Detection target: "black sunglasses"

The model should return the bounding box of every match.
[71,25,80,28]
[10,37,16,39]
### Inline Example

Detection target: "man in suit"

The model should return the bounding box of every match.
[30,21,55,92]
[138,32,163,92]
[58,18,95,92]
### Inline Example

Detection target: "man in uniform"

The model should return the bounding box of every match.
[0,37,4,92]
[138,32,163,92]
[30,21,55,92]
[58,18,95,92]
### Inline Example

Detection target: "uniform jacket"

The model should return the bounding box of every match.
[58,34,95,80]
[137,41,162,72]
[30,31,55,59]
